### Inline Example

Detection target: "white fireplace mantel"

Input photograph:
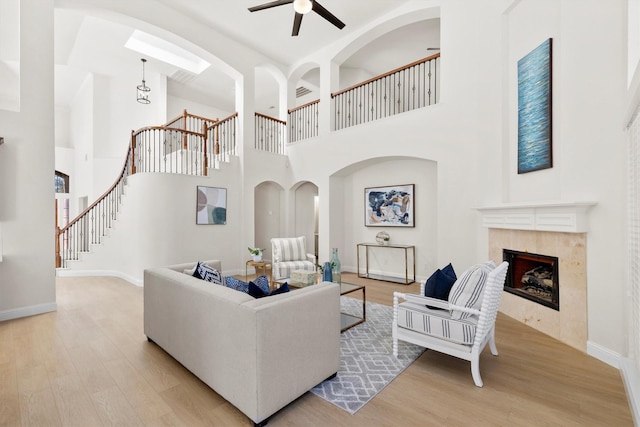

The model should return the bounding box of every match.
[476,201,597,233]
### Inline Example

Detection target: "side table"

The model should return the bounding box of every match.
[245,260,272,286]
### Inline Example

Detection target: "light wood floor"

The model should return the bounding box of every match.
[0,272,633,426]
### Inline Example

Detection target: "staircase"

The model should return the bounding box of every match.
[55,110,238,269]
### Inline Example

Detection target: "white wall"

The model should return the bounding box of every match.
[504,0,627,357]
[66,161,243,283]
[55,106,71,148]
[0,0,56,319]
[167,94,232,124]
[294,182,318,256]
[0,0,20,112]
[69,74,94,217]
[341,158,438,278]
[255,181,283,259]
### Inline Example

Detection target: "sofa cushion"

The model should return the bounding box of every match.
[193,261,223,285]
[249,282,290,298]
[272,236,307,262]
[396,300,478,345]
[224,276,249,293]
[272,261,315,281]
[222,275,270,294]
[448,263,492,320]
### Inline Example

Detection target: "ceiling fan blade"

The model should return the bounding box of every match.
[248,0,293,13]
[292,12,303,36]
[311,1,345,30]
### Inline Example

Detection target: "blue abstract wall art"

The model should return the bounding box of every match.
[518,38,552,174]
[365,184,414,227]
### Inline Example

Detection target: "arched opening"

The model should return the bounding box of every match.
[293,181,319,260]
[254,181,284,261]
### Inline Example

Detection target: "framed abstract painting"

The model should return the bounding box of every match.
[365,184,414,227]
[518,38,553,174]
[196,186,227,225]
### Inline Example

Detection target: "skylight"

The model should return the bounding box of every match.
[125,30,210,75]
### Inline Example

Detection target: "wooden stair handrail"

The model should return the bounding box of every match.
[164,109,220,127]
[331,53,441,98]
[57,146,132,236]
[255,112,286,125]
[288,99,320,114]
[207,112,238,130]
[132,125,206,138]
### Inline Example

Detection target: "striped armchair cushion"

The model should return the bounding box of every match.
[396,301,478,345]
[272,260,316,281]
[272,236,308,262]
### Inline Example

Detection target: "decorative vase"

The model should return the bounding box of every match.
[331,248,341,284]
[322,262,333,282]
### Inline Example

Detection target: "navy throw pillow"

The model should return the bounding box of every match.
[248,282,290,298]
[441,263,456,281]
[270,283,290,296]
[248,281,268,298]
[424,263,457,309]
[253,275,271,294]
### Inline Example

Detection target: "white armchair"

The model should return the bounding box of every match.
[270,236,317,281]
[392,261,509,387]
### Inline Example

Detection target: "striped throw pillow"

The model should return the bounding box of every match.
[448,263,493,320]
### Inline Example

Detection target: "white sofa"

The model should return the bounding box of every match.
[143,260,340,426]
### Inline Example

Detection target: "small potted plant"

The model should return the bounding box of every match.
[248,247,265,262]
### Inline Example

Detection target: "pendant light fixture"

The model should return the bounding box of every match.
[136,58,151,104]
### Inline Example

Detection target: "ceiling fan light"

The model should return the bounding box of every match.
[293,0,312,14]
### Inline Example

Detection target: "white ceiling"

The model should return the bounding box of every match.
[50,1,439,114]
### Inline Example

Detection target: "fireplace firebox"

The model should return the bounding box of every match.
[503,249,559,311]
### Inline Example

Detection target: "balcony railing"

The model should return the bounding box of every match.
[288,99,319,143]
[255,112,286,154]
[332,53,440,130]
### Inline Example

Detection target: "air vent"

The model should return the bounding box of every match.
[170,69,196,85]
[296,86,312,98]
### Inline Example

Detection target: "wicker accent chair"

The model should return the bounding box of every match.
[270,236,317,281]
[392,261,509,387]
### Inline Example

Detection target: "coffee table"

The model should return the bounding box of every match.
[340,283,366,332]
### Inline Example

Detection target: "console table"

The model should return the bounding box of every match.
[356,243,415,284]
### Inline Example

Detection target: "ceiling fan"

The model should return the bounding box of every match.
[248,0,346,36]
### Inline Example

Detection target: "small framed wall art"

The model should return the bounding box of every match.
[365,184,414,227]
[196,186,227,225]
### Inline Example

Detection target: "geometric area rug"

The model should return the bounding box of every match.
[310,296,426,414]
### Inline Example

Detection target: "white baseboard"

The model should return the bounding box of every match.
[0,302,57,322]
[56,268,143,287]
[620,358,640,426]
[587,340,622,368]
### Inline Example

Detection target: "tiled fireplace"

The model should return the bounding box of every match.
[478,202,593,352]
[503,249,559,311]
